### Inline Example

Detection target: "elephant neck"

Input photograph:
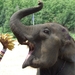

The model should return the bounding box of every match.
[38,59,73,75]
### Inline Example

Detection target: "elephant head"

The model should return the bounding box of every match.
[10,2,75,69]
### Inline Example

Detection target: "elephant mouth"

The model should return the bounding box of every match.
[24,40,35,51]
[22,40,35,68]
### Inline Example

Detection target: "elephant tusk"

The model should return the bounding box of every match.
[22,40,34,51]
[26,40,29,43]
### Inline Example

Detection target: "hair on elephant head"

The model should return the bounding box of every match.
[10,1,75,75]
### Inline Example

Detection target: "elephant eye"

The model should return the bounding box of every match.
[43,28,50,34]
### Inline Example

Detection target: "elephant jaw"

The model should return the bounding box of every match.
[22,40,35,68]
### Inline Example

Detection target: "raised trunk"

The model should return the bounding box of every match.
[10,2,43,44]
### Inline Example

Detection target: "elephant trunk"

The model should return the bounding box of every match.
[10,2,43,44]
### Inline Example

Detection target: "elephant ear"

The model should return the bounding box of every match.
[59,39,75,62]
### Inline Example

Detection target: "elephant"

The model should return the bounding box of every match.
[10,1,75,75]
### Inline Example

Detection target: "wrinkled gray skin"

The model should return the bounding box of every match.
[10,2,75,75]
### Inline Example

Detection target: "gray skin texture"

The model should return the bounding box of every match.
[10,2,75,75]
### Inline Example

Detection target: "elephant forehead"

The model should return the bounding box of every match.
[43,23,71,40]
[33,23,70,40]
[39,23,66,31]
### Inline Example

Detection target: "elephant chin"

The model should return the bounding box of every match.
[22,51,34,68]
[22,50,40,68]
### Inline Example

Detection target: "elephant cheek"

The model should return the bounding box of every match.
[44,53,58,67]
[31,52,59,68]
[41,46,59,67]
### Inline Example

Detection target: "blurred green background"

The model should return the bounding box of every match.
[0,0,75,39]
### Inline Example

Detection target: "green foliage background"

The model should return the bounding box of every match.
[0,0,75,33]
